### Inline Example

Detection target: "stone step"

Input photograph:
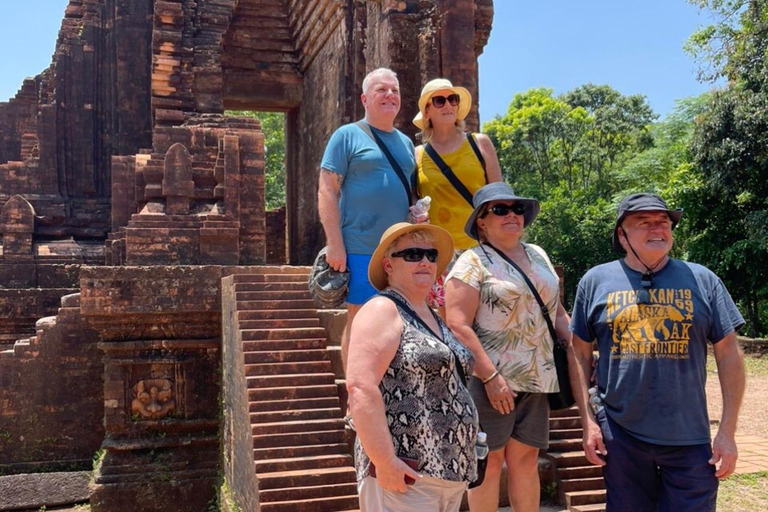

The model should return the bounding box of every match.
[571,503,606,512]
[249,396,340,413]
[257,466,357,490]
[245,349,328,364]
[233,268,310,279]
[241,327,327,340]
[251,406,342,424]
[245,361,332,377]
[243,338,327,352]
[238,309,318,321]
[236,290,312,301]
[259,494,359,512]
[235,281,308,291]
[259,482,359,503]
[550,417,582,430]
[234,272,309,283]
[548,451,590,468]
[549,428,583,440]
[557,465,603,480]
[550,406,580,418]
[253,442,350,461]
[239,318,321,329]
[561,476,605,493]
[237,299,316,311]
[252,418,345,436]
[247,373,336,389]
[248,384,338,402]
[255,454,353,474]
[566,489,607,508]
[253,429,347,449]
[549,438,584,452]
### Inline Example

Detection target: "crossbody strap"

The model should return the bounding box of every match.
[483,242,559,343]
[356,120,413,206]
[466,133,488,181]
[380,292,467,384]
[423,142,474,206]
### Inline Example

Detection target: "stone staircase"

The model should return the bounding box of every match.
[545,407,606,512]
[231,269,359,512]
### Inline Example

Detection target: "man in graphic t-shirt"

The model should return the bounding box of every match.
[317,68,416,372]
[569,193,746,512]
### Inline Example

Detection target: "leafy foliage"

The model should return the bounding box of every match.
[225,110,286,210]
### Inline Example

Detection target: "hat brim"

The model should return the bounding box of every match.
[368,223,455,291]
[611,208,683,253]
[413,86,472,130]
[464,198,540,240]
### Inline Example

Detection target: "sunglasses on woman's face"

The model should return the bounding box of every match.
[483,203,526,217]
[390,247,439,263]
[430,94,460,108]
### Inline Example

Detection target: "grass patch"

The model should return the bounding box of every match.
[707,353,768,376]
[718,471,768,511]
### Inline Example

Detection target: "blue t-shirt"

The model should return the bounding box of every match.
[570,259,744,446]
[320,122,415,255]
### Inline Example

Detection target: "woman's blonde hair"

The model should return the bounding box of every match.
[385,229,435,258]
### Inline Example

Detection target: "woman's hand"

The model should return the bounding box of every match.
[374,455,421,493]
[484,373,517,415]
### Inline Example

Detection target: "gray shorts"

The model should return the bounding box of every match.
[468,377,550,451]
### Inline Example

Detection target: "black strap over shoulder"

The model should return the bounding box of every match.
[423,142,475,207]
[466,133,487,172]
[483,242,559,344]
[380,292,467,384]
[356,120,413,206]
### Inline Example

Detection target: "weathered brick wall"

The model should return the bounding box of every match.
[0,293,104,475]
[266,206,287,264]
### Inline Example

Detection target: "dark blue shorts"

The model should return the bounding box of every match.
[597,410,718,512]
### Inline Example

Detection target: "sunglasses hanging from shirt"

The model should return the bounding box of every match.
[423,133,487,207]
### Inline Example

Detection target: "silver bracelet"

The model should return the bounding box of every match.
[481,370,500,384]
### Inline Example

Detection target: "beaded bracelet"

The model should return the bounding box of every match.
[481,370,500,384]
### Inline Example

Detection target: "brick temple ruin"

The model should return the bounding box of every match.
[0,1,496,511]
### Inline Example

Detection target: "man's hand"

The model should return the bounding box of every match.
[325,243,347,272]
[374,455,421,493]
[583,417,607,466]
[710,430,738,479]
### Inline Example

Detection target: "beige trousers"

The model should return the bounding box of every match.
[358,474,467,512]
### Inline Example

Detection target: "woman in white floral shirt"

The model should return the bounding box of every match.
[445,182,572,512]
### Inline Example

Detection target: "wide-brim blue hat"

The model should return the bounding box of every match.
[612,193,683,253]
[464,182,540,240]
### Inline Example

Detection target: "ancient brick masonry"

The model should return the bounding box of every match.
[0,1,494,511]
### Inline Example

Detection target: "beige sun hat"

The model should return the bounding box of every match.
[412,78,472,130]
[368,222,454,291]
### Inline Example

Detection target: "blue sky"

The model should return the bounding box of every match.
[1,1,718,122]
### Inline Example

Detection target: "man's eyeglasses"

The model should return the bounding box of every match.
[636,273,654,305]
[390,248,439,263]
[430,94,461,108]
[482,203,527,218]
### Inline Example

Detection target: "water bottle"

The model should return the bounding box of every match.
[409,196,432,223]
[470,431,489,489]
[588,387,604,416]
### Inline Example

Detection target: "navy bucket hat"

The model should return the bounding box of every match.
[464,182,540,240]
[612,193,683,253]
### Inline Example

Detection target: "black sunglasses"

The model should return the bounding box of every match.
[430,94,460,108]
[636,273,654,305]
[390,247,439,263]
[482,203,526,217]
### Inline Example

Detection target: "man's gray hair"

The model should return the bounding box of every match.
[362,68,399,94]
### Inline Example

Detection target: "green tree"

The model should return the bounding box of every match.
[225,110,286,210]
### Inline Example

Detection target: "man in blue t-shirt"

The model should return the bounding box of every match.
[317,68,416,371]
[569,193,746,512]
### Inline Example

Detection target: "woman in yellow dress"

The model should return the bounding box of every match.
[413,78,502,314]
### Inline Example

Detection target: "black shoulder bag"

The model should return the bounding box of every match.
[483,243,575,410]
[379,292,487,488]
[422,133,487,207]
[356,120,413,207]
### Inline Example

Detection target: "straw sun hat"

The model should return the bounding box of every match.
[368,222,454,291]
[412,78,472,130]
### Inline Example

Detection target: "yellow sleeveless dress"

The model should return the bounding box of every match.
[417,137,486,250]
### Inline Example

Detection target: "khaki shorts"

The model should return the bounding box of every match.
[358,474,467,512]
[468,376,550,451]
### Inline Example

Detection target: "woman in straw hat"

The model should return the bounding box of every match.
[445,182,573,512]
[346,222,479,511]
[412,78,503,314]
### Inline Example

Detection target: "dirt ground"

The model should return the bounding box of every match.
[707,349,768,438]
